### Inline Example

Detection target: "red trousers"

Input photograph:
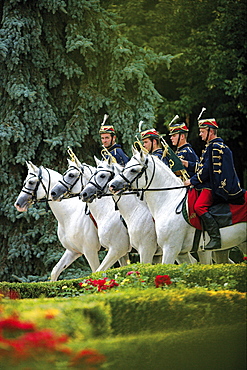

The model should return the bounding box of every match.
[194,188,214,217]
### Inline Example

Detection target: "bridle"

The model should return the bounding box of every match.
[57,163,93,198]
[22,167,51,210]
[85,166,115,199]
[117,156,154,198]
[117,155,189,212]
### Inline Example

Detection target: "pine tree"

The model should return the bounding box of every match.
[0,0,172,281]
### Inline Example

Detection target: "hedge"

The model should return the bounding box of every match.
[83,323,246,370]
[0,263,246,298]
[2,288,245,337]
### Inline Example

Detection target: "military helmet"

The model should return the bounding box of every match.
[169,122,189,135]
[198,118,218,129]
[99,114,116,135]
[99,125,116,135]
[140,128,160,140]
[197,107,218,129]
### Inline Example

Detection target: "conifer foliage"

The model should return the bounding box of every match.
[0,0,170,281]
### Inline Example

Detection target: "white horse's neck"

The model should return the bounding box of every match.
[41,168,84,224]
[83,163,119,222]
[140,156,186,218]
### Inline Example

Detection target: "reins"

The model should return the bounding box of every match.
[89,157,189,214]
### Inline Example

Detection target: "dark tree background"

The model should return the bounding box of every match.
[1,0,246,282]
[103,0,247,183]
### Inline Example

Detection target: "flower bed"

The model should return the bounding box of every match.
[1,263,246,369]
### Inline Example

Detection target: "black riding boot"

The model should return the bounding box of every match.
[201,212,221,250]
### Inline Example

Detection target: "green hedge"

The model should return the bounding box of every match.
[0,263,246,298]
[83,323,246,370]
[90,288,246,336]
[2,298,112,339]
[2,288,245,337]
[90,263,247,292]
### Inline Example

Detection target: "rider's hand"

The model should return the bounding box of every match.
[184,179,191,186]
[181,159,188,168]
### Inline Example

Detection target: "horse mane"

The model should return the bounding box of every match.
[99,159,122,175]
[144,153,184,186]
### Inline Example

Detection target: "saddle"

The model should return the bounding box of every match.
[182,188,247,231]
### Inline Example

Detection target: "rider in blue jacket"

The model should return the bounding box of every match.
[184,115,244,250]
[169,121,199,178]
[99,121,129,166]
[140,128,169,166]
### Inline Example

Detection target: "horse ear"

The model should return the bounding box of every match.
[67,158,75,167]
[139,148,146,162]
[26,161,39,173]
[94,156,101,167]
[67,157,82,168]
[132,146,139,156]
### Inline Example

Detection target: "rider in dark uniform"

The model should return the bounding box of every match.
[184,115,245,250]
[169,121,199,178]
[99,122,129,166]
[140,128,169,166]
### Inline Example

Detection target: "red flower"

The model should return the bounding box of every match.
[0,316,36,332]
[81,278,119,292]
[69,348,106,368]
[155,275,172,288]
[126,271,140,276]
[243,256,247,261]
[0,289,20,300]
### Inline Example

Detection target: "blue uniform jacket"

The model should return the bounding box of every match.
[190,137,244,203]
[152,148,169,166]
[107,143,129,166]
[176,143,199,177]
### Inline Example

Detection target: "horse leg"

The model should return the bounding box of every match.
[161,247,180,264]
[50,249,81,281]
[152,254,162,264]
[197,250,213,264]
[176,252,197,264]
[83,243,101,272]
[212,250,234,264]
[118,253,130,266]
[96,248,129,272]
[139,248,157,264]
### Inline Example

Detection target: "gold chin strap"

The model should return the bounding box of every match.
[101,146,117,163]
[67,146,76,162]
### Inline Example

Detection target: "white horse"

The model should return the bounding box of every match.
[108,149,247,264]
[14,162,101,281]
[81,157,217,265]
[80,156,165,264]
[50,157,132,271]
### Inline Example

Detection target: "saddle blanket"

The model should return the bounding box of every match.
[183,188,247,230]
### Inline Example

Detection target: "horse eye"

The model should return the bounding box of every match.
[100,174,106,178]
[68,173,75,178]
[130,169,137,173]
[29,180,35,185]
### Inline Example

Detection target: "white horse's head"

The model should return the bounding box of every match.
[108,148,150,194]
[50,156,95,201]
[81,156,121,203]
[109,147,181,195]
[14,161,52,212]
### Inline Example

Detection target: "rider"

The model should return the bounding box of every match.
[169,121,199,177]
[184,115,245,251]
[140,128,169,166]
[99,121,129,166]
